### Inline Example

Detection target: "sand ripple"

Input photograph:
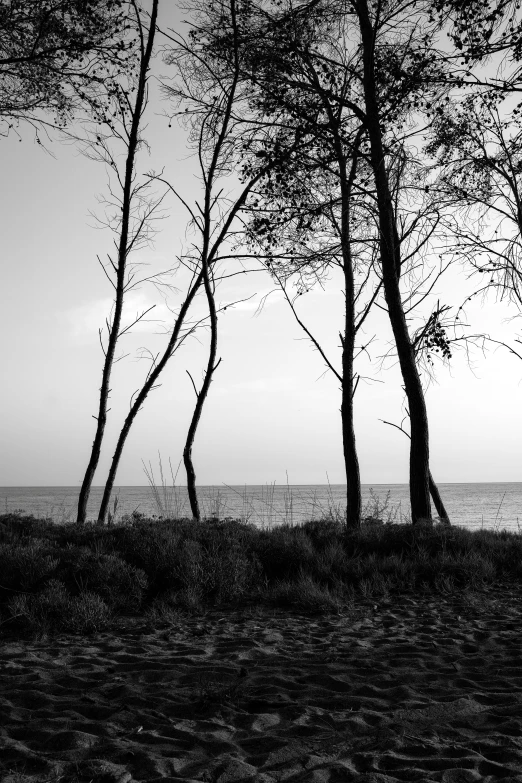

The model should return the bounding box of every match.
[1,585,522,782]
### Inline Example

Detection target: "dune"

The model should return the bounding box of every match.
[1,584,522,782]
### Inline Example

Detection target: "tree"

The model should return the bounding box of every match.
[201,0,452,523]
[95,0,278,524]
[244,121,380,529]
[248,135,453,526]
[423,0,522,378]
[0,0,136,137]
[76,0,161,524]
[160,0,248,520]
[350,0,445,523]
[429,94,522,340]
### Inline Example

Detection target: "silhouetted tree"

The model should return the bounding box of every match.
[0,0,136,138]
[244,126,378,529]
[96,0,280,523]
[423,0,522,381]
[76,0,160,524]
[199,0,452,522]
[429,95,522,347]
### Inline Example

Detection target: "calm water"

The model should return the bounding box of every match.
[1,483,521,532]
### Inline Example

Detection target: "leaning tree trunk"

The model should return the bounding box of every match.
[76,0,159,524]
[381,419,450,523]
[357,0,431,523]
[429,472,450,523]
[96,267,205,524]
[183,271,220,522]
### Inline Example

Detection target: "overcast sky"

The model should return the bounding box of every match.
[1,1,522,489]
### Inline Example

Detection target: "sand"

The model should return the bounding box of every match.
[1,584,522,782]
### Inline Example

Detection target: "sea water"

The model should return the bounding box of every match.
[1,483,521,532]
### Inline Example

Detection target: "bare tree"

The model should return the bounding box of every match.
[95,0,279,524]
[76,0,160,524]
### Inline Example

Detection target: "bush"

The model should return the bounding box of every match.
[148,585,203,620]
[58,551,148,610]
[169,533,260,603]
[66,592,111,633]
[199,533,261,602]
[0,513,55,542]
[252,527,315,581]
[310,541,348,584]
[8,579,111,634]
[0,540,59,592]
[435,549,495,587]
[301,519,343,549]
[270,571,342,612]
[114,522,185,593]
[8,579,70,633]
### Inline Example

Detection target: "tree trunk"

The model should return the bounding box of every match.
[76,0,159,524]
[339,143,362,530]
[356,0,431,523]
[97,0,262,524]
[381,419,450,523]
[429,471,450,523]
[183,280,220,521]
[341,300,361,529]
[183,443,200,521]
[96,267,204,524]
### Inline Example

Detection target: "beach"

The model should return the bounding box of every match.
[2,583,522,783]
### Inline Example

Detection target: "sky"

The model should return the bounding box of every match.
[1,2,522,489]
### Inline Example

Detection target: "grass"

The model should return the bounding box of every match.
[1,507,522,639]
[142,456,405,529]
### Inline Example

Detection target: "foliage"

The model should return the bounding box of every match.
[7,579,111,634]
[301,518,344,549]
[253,526,316,580]
[3,511,522,639]
[114,520,187,592]
[0,539,58,590]
[0,0,137,136]
[57,551,148,610]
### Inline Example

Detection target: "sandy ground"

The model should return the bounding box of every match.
[1,584,522,783]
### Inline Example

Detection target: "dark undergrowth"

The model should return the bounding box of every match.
[1,511,521,637]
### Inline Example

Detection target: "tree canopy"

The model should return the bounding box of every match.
[0,0,137,136]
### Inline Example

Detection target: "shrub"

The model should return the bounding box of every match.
[357,572,393,597]
[147,586,202,625]
[301,519,343,549]
[0,513,55,542]
[7,579,111,634]
[436,549,495,587]
[8,579,70,633]
[114,522,185,592]
[270,571,342,612]
[172,538,205,590]
[252,527,315,581]
[0,540,59,592]
[310,541,348,583]
[58,551,148,610]
[65,592,111,633]
[199,533,261,602]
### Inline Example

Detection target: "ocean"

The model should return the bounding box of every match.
[1,483,521,532]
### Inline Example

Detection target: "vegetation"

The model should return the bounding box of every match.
[1,511,521,638]
[0,0,137,137]
[4,0,522,526]
[77,0,160,524]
